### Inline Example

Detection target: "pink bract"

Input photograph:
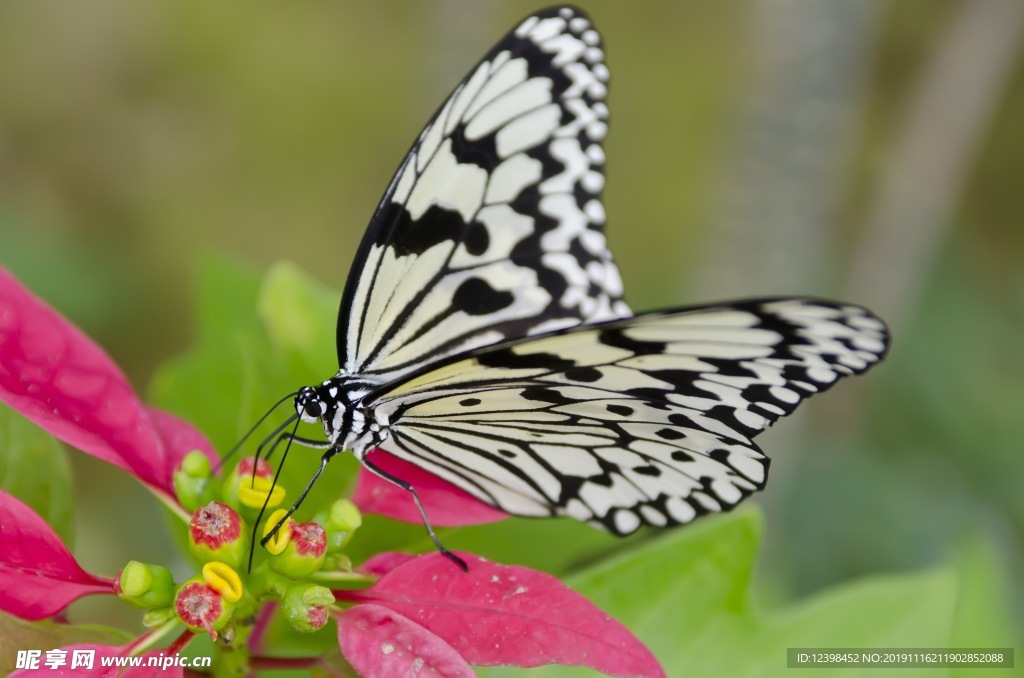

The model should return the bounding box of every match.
[337,604,475,677]
[0,491,114,621]
[338,552,665,678]
[352,450,509,526]
[0,267,216,500]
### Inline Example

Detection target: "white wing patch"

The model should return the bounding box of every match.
[366,299,888,533]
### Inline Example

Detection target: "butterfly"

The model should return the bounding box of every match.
[256,6,889,569]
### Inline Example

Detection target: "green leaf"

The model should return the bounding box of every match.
[0,403,74,546]
[0,612,132,675]
[480,510,965,678]
[258,260,339,378]
[948,535,1020,678]
[149,255,278,451]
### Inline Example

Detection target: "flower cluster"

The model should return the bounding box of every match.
[0,267,663,677]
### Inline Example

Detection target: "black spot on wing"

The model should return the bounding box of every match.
[557,475,585,506]
[459,397,481,407]
[743,383,799,416]
[388,204,466,256]
[624,388,672,407]
[606,404,634,416]
[599,328,666,356]
[447,123,501,171]
[520,386,568,404]
[568,236,599,269]
[565,366,602,383]
[667,412,697,428]
[705,404,761,438]
[476,348,576,371]
[463,221,490,255]
[655,428,684,441]
[451,277,514,316]
[646,369,700,391]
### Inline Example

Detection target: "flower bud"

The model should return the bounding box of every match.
[174,578,234,639]
[266,518,328,579]
[116,561,175,609]
[189,501,248,569]
[315,499,362,553]
[173,451,217,513]
[223,457,286,515]
[282,583,334,633]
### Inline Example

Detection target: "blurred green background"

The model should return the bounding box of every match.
[1,0,1021,664]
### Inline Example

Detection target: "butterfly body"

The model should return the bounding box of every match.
[296,377,385,457]
[271,6,889,542]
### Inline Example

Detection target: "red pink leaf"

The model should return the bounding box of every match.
[339,552,664,677]
[146,406,218,479]
[0,491,114,621]
[0,268,183,495]
[337,604,474,678]
[356,552,416,577]
[352,450,508,526]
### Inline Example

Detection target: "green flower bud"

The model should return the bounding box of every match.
[116,561,175,609]
[189,501,248,569]
[172,451,216,513]
[282,583,334,633]
[315,499,363,553]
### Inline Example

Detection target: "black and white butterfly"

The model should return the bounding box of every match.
[259,6,888,566]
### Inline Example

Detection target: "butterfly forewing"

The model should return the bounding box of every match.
[338,7,629,385]
[363,299,888,534]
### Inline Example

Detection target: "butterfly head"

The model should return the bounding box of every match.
[295,385,327,425]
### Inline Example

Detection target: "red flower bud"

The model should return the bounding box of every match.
[267,519,327,579]
[283,583,334,633]
[189,501,248,568]
[174,579,233,639]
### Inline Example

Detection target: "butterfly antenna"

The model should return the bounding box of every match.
[259,445,336,548]
[218,391,299,474]
[247,413,301,573]
[362,455,468,573]
[247,411,306,486]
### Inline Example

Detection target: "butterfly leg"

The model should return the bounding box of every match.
[259,441,338,546]
[248,432,334,571]
[361,455,469,573]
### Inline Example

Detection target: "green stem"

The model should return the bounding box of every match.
[308,570,377,587]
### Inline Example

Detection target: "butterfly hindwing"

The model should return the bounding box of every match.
[364,299,889,533]
[338,7,629,385]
